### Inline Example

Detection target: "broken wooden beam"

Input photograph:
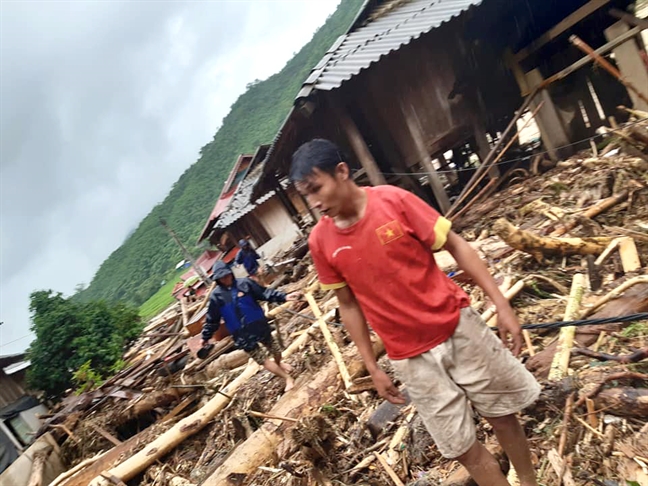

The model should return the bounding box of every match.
[493,218,611,260]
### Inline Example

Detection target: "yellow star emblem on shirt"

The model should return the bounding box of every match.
[376,220,404,245]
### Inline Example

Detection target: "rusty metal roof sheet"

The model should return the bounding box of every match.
[297,0,482,99]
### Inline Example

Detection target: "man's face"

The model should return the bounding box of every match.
[296,166,347,218]
[217,274,234,287]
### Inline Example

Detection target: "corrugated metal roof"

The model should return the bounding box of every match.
[215,163,288,229]
[297,0,482,99]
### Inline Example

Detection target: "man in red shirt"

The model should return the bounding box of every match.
[290,139,540,486]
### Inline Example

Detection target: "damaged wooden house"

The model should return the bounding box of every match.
[252,0,648,215]
[198,145,315,266]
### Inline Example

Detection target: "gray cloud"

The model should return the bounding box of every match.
[0,0,340,354]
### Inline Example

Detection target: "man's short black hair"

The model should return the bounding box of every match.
[289,139,344,182]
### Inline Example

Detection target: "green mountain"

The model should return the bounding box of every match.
[76,0,363,306]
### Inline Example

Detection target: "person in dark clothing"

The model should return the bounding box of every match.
[202,261,301,391]
[234,239,261,277]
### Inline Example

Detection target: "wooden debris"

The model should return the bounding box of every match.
[374,451,405,486]
[581,275,648,318]
[201,337,384,485]
[493,218,611,261]
[26,444,54,486]
[88,322,319,486]
[305,292,354,391]
[548,273,585,381]
[619,237,642,272]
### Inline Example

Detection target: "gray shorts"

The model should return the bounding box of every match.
[390,306,541,459]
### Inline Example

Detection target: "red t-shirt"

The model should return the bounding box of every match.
[309,185,470,360]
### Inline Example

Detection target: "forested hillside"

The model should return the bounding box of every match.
[76,0,362,306]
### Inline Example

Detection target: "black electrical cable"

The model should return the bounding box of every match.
[515,312,648,331]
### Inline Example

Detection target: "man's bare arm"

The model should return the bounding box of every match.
[443,230,523,356]
[335,286,405,403]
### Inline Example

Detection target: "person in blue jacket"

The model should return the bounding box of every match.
[201,261,301,391]
[234,239,261,277]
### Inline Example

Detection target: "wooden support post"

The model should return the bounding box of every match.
[548,274,585,381]
[402,103,451,213]
[331,98,387,187]
[525,69,571,161]
[604,22,648,112]
[473,120,499,179]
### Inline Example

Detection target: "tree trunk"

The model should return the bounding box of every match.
[492,218,611,261]
[202,338,384,485]
[26,445,53,486]
[594,387,648,417]
[204,350,250,377]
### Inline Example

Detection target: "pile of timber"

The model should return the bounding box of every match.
[36,116,648,486]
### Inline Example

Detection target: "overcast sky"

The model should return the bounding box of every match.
[0,0,340,356]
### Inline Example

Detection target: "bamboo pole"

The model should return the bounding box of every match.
[305,292,354,391]
[548,274,585,381]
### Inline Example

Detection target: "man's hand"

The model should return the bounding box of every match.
[286,291,302,301]
[496,304,523,357]
[371,368,406,404]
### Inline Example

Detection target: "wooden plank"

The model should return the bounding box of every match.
[619,237,641,273]
[514,0,611,61]
[89,424,122,447]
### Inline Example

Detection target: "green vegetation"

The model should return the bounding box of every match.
[74,0,362,308]
[621,321,647,339]
[27,290,143,399]
[138,268,187,321]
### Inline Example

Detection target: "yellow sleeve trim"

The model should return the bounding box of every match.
[431,216,452,251]
[320,281,348,291]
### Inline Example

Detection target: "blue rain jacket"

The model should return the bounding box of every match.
[202,278,286,351]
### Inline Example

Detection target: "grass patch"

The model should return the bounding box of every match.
[139,268,185,321]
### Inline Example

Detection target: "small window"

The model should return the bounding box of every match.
[6,415,32,446]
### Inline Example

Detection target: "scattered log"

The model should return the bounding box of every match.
[593,387,648,418]
[132,387,192,417]
[492,218,611,261]
[204,350,250,377]
[88,321,320,486]
[550,190,629,237]
[26,445,54,486]
[548,274,585,381]
[574,371,648,409]
[202,337,384,485]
